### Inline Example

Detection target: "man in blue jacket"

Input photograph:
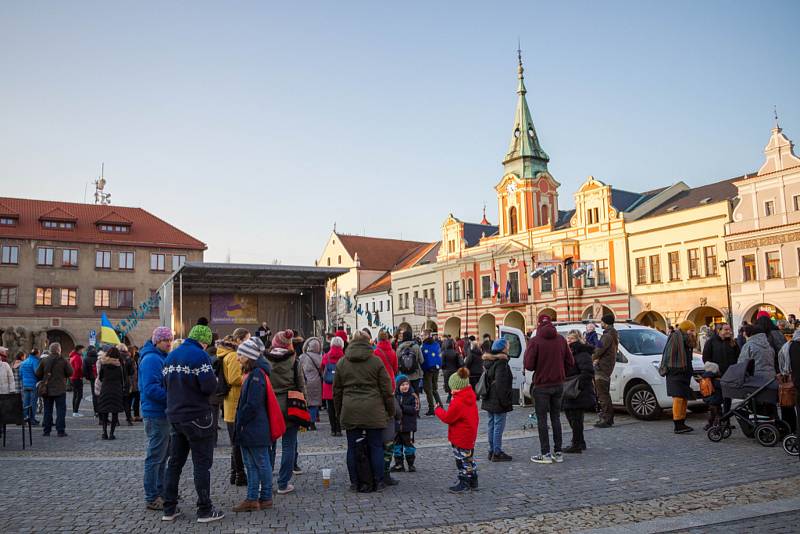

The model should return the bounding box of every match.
[420,330,443,415]
[139,327,174,511]
[161,325,223,524]
[19,348,41,424]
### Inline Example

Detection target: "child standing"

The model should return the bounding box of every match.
[434,368,479,493]
[700,361,723,430]
[391,375,417,472]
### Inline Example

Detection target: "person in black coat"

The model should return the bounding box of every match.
[391,375,418,473]
[563,331,596,453]
[441,338,464,404]
[82,346,99,418]
[481,339,514,462]
[97,347,126,440]
[701,323,740,414]
[463,341,484,391]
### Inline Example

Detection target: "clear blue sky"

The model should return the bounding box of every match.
[1,1,798,264]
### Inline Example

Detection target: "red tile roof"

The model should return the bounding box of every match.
[0,197,206,250]
[359,242,439,295]
[336,233,428,271]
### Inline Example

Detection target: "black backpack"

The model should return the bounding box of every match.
[214,356,230,401]
[355,436,374,492]
[398,345,419,375]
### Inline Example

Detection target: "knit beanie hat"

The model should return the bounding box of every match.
[272,329,294,349]
[448,368,470,392]
[151,326,174,345]
[237,339,262,361]
[602,314,615,326]
[251,337,265,352]
[491,338,508,352]
[678,320,696,333]
[188,324,213,345]
[395,374,409,387]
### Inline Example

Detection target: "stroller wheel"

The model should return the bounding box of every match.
[722,426,733,439]
[775,419,792,437]
[707,427,724,442]
[755,424,779,447]
[783,435,799,456]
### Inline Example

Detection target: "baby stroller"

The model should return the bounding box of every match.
[707,360,790,447]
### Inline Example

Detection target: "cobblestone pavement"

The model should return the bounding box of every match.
[678,511,800,533]
[1,397,798,533]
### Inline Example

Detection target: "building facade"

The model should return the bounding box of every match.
[390,244,441,336]
[725,123,800,325]
[0,198,204,352]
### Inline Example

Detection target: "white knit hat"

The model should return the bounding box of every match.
[237,339,262,361]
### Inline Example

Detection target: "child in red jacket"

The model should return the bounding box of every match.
[434,367,479,493]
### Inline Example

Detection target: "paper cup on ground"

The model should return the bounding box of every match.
[322,468,332,488]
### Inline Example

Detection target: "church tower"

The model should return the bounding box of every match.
[496,50,560,236]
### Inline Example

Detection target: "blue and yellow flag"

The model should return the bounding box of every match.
[100,312,121,345]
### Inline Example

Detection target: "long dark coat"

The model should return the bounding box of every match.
[563,342,596,411]
[97,358,125,414]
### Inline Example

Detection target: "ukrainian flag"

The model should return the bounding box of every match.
[101,312,121,345]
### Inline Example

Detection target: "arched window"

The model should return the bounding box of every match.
[338,255,342,264]
[467,278,474,299]
[327,257,331,266]
[541,206,550,226]
[508,207,518,234]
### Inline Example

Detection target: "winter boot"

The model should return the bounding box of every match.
[406,455,416,472]
[449,476,470,494]
[468,473,479,491]
[101,421,109,440]
[563,444,582,454]
[390,456,405,472]
[234,472,247,486]
[109,421,117,440]
[673,420,694,434]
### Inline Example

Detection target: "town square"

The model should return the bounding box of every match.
[1,2,799,533]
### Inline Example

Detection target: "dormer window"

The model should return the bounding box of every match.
[98,224,130,233]
[42,220,75,230]
[0,217,17,226]
[586,207,600,224]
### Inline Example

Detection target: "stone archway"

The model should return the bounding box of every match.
[478,313,496,340]
[686,306,725,327]
[424,320,438,333]
[397,322,412,334]
[443,317,461,338]
[744,303,786,323]
[582,305,614,321]
[538,308,557,322]
[46,328,76,353]
[504,311,525,332]
[636,311,668,332]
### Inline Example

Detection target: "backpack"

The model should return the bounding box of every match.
[354,436,374,492]
[699,376,714,398]
[214,356,230,400]
[399,345,419,375]
[323,362,337,385]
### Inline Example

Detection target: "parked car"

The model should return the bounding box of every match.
[499,322,706,420]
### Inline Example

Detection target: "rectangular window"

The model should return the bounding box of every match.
[596,259,609,286]
[117,289,134,308]
[35,287,53,306]
[447,240,455,254]
[509,271,520,302]
[150,253,165,271]
[704,246,718,276]
[95,250,111,269]
[387,299,391,311]
[59,288,77,307]
[794,195,800,211]
[584,263,595,287]
[172,255,186,271]
[668,251,681,281]
[37,247,54,266]
[94,289,111,307]
[1,245,19,265]
[379,300,383,312]
[446,282,453,303]
[688,248,700,278]
[98,224,130,233]
[0,287,17,306]
[0,217,16,226]
[42,220,75,230]
[481,276,491,298]
[766,251,781,279]
[61,248,78,268]
[649,255,661,283]
[636,257,647,285]
[541,272,553,292]
[765,200,775,216]
[149,289,160,310]
[742,254,756,282]
[119,252,134,270]
[455,281,463,301]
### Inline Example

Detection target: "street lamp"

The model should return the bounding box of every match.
[720,259,735,326]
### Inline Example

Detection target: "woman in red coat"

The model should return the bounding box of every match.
[434,368,478,494]
[374,330,398,391]
[320,336,345,436]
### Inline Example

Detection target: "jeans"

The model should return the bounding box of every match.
[143,417,171,503]
[71,379,83,413]
[241,446,273,501]
[162,412,215,516]
[533,384,564,455]
[23,388,38,422]
[345,428,385,485]
[564,409,585,447]
[309,405,320,423]
[269,424,298,490]
[595,374,613,423]
[226,422,245,479]
[423,369,442,412]
[487,412,507,454]
[325,399,341,434]
[42,394,67,435]
[129,391,140,418]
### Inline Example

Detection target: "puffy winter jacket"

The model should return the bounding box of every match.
[233,357,273,447]
[480,352,514,414]
[738,333,776,377]
[524,322,574,388]
[434,386,479,449]
[138,340,169,419]
[333,339,394,430]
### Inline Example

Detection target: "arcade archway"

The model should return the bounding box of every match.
[635,311,668,332]
[503,311,525,332]
[443,317,461,338]
[478,313,496,340]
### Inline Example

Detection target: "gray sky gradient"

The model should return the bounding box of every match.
[1,1,798,264]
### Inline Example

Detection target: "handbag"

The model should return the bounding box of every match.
[474,371,488,399]
[36,358,53,396]
[260,369,286,442]
[563,374,581,400]
[778,374,796,408]
[286,360,312,427]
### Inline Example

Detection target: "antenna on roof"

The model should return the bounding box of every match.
[774,105,780,129]
[93,163,112,205]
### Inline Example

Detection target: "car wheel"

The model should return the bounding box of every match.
[624,383,662,421]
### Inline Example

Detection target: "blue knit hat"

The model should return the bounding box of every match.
[395,374,409,386]
[491,338,508,352]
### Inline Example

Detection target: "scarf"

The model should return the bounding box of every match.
[659,330,690,376]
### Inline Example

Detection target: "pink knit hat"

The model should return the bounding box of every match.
[272,329,294,349]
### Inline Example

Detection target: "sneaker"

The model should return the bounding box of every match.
[276,484,295,495]
[72,412,82,418]
[196,509,224,523]
[161,508,182,522]
[552,452,564,463]
[292,465,303,475]
[492,451,513,462]
[530,453,553,464]
[146,497,164,510]
[448,479,470,493]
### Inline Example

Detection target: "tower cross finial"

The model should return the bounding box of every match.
[774,105,780,129]
[517,40,524,79]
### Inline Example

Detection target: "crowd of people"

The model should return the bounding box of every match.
[0,309,798,524]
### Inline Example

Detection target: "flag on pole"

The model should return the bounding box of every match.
[493,280,500,297]
[505,279,512,299]
[100,312,121,345]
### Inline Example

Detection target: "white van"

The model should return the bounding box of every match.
[499,322,706,420]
